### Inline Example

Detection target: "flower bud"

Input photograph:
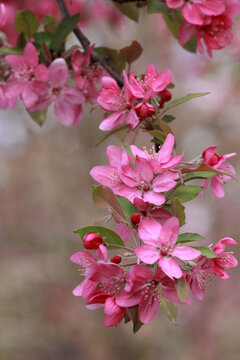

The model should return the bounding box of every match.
[83,232,103,250]
[111,255,122,264]
[135,102,156,119]
[159,89,172,108]
[131,213,141,226]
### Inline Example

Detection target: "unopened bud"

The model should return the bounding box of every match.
[159,90,172,108]
[135,102,156,119]
[131,213,141,225]
[83,232,103,250]
[111,255,122,264]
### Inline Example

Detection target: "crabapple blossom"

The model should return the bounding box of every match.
[210,237,238,279]
[201,145,236,198]
[136,217,201,278]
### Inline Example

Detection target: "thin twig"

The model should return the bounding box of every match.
[56,0,124,86]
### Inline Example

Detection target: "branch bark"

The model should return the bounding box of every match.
[56,0,124,86]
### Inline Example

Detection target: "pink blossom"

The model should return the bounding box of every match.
[201,145,236,198]
[72,46,103,103]
[29,58,85,126]
[130,133,184,172]
[135,102,156,119]
[97,72,139,130]
[0,83,18,109]
[186,257,213,300]
[129,64,171,100]
[85,263,125,326]
[211,237,238,279]
[136,217,201,279]
[5,43,49,106]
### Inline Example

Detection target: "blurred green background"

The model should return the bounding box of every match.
[0,8,240,360]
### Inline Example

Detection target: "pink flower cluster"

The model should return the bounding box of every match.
[2,42,103,126]
[166,0,240,56]
[97,65,172,131]
[71,135,238,328]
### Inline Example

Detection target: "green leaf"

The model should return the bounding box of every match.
[114,2,139,22]
[92,185,126,224]
[27,109,47,126]
[159,289,177,325]
[146,0,168,14]
[161,114,175,123]
[43,15,59,34]
[94,47,126,73]
[183,35,197,53]
[167,185,203,203]
[33,32,53,49]
[15,10,40,38]
[191,246,218,259]
[161,92,210,114]
[170,197,186,226]
[74,226,124,246]
[0,47,22,55]
[183,171,216,182]
[175,277,188,302]
[162,12,179,38]
[177,232,204,244]
[95,124,128,147]
[144,129,166,143]
[117,196,139,221]
[16,33,27,50]
[123,145,134,158]
[50,14,80,52]
[126,306,143,334]
[119,40,143,64]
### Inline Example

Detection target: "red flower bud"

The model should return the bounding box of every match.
[159,89,172,108]
[131,213,141,225]
[111,255,122,264]
[83,232,103,250]
[135,102,156,119]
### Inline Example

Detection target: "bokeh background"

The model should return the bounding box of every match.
[0,2,240,359]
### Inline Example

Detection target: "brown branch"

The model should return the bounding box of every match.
[56,0,124,86]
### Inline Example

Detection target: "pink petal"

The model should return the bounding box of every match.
[54,99,75,126]
[106,145,122,167]
[70,251,97,267]
[24,43,39,68]
[139,290,160,324]
[90,165,121,190]
[5,55,26,72]
[213,237,237,254]
[103,297,125,327]
[99,111,125,131]
[152,69,171,92]
[166,0,184,8]
[35,64,49,81]
[136,245,160,264]
[138,217,162,246]
[160,216,179,247]
[182,3,204,25]
[49,58,69,87]
[125,109,139,129]
[116,289,142,307]
[152,171,179,192]
[158,256,182,279]
[157,133,175,163]
[129,72,144,98]
[143,191,166,206]
[198,0,225,17]
[62,86,85,104]
[211,177,225,198]
[172,246,201,260]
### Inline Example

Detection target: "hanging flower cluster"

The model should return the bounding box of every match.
[71,133,238,331]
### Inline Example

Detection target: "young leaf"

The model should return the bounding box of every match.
[183,171,216,182]
[159,289,177,325]
[94,47,126,73]
[43,15,59,34]
[119,40,143,65]
[95,124,128,147]
[175,277,188,302]
[117,196,139,221]
[167,185,203,203]
[15,10,40,38]
[161,92,210,114]
[146,0,168,14]
[114,2,139,22]
[27,109,48,126]
[50,14,80,52]
[191,246,218,258]
[74,226,124,246]
[161,114,175,123]
[126,306,143,334]
[0,47,22,55]
[123,146,134,158]
[33,32,53,49]
[92,185,126,224]
[144,129,166,143]
[170,197,186,226]
[177,233,204,244]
